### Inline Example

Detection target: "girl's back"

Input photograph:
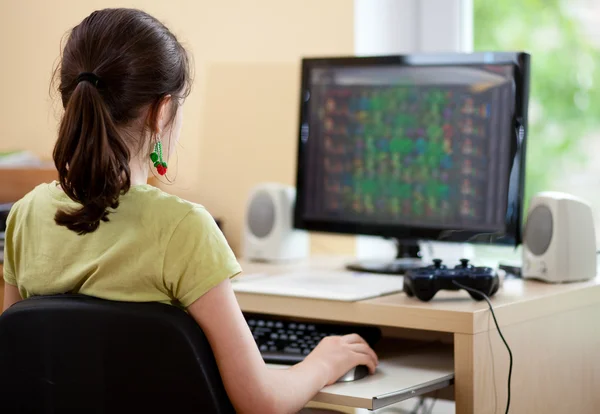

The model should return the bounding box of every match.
[5,183,239,306]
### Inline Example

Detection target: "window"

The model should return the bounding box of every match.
[475,0,600,235]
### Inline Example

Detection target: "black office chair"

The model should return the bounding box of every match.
[0,294,236,414]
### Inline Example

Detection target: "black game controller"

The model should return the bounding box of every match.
[403,259,500,301]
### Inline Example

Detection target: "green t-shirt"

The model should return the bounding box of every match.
[3,182,241,307]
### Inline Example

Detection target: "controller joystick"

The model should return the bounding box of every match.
[403,259,499,302]
[426,258,447,271]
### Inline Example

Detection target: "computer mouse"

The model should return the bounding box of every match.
[336,365,370,382]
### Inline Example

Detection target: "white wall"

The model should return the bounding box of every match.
[354,0,473,55]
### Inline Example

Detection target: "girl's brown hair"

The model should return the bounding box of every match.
[52,8,191,235]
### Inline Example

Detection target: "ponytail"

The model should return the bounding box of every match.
[53,79,131,235]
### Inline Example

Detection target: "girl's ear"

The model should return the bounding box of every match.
[146,94,173,134]
[155,95,173,134]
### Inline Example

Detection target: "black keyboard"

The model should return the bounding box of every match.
[245,314,381,365]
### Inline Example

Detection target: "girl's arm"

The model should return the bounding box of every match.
[187,278,378,414]
[2,283,21,313]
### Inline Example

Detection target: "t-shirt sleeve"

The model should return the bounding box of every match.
[3,202,19,286]
[162,206,242,307]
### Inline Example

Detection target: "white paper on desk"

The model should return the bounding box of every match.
[231,270,404,301]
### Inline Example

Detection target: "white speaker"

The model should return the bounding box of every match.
[522,191,597,283]
[243,183,310,262]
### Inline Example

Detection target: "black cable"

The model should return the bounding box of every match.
[452,280,513,414]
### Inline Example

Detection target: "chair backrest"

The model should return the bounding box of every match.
[0,295,235,414]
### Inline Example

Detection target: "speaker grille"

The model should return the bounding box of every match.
[524,205,553,256]
[247,191,276,239]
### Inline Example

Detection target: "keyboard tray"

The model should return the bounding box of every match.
[268,344,454,410]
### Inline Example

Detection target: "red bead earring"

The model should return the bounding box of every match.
[150,140,167,175]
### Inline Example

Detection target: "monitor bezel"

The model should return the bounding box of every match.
[293,52,530,246]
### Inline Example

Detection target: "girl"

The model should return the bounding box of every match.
[2,8,377,414]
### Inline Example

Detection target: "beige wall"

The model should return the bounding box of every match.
[0,0,355,255]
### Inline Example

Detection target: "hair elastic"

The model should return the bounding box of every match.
[76,72,103,88]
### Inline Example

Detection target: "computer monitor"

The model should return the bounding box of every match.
[293,52,530,274]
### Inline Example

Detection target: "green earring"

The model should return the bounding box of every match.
[150,140,168,176]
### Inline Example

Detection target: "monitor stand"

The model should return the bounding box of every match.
[345,239,423,276]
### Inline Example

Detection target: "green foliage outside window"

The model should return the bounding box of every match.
[475,0,600,206]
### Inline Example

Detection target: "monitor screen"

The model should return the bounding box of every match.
[294,53,530,244]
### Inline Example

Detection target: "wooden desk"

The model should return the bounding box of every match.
[236,257,600,414]
[0,167,57,204]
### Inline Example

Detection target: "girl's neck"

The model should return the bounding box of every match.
[129,155,151,186]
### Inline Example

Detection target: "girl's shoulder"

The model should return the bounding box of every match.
[125,184,212,226]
